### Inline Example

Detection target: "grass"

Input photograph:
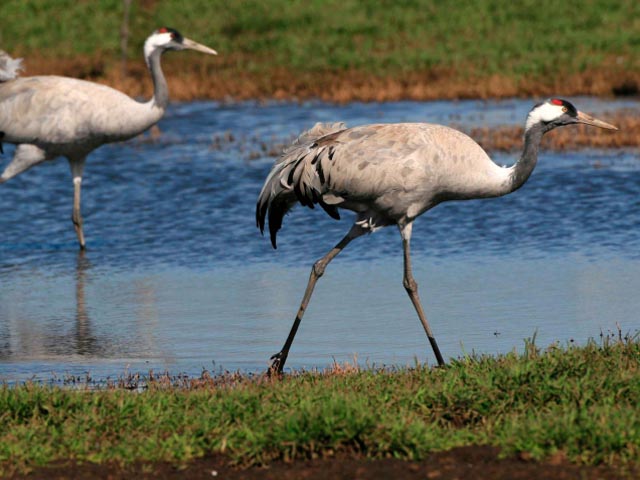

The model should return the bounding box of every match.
[2,0,639,75]
[1,1,639,100]
[1,335,639,475]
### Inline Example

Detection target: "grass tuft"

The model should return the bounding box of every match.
[1,1,640,100]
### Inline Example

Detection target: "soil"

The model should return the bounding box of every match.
[10,447,635,480]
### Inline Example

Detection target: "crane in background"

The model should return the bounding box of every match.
[0,27,217,249]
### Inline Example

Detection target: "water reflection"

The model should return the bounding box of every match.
[0,251,166,354]
[0,252,104,359]
[73,251,94,356]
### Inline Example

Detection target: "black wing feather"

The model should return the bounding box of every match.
[255,122,347,249]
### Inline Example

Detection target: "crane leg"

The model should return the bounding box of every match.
[399,222,445,366]
[69,159,86,250]
[269,224,366,375]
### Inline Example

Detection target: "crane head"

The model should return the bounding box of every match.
[144,27,217,65]
[0,50,23,82]
[525,98,617,132]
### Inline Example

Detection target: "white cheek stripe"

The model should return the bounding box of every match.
[143,32,173,61]
[525,103,564,131]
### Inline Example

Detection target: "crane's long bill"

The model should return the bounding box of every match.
[182,37,218,55]
[576,111,618,130]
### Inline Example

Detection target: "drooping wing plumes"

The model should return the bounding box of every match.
[0,50,23,82]
[256,122,347,248]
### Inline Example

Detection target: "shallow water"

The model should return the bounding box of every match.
[1,98,639,382]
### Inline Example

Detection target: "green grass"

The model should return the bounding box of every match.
[1,336,639,474]
[1,0,639,78]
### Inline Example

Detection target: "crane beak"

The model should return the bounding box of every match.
[182,37,218,56]
[575,111,618,130]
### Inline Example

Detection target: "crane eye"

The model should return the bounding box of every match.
[561,106,567,113]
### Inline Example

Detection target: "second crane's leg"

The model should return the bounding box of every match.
[1,144,49,183]
[69,159,86,250]
[270,224,366,374]
[399,222,445,366]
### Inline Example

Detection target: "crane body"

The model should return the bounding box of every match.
[257,99,618,373]
[259,122,514,243]
[0,28,217,248]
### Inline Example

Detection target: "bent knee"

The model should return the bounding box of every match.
[403,277,418,292]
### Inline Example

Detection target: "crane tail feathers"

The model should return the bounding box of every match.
[0,50,23,82]
[320,202,340,220]
[256,122,348,248]
[267,197,293,249]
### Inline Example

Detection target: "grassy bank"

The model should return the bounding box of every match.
[1,337,639,475]
[1,1,639,100]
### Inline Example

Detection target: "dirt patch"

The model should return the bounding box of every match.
[9,446,634,480]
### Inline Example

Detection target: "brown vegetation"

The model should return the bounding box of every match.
[241,113,637,158]
[468,111,638,152]
[18,55,640,103]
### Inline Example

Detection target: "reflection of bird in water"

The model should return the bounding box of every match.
[73,252,162,359]
[74,250,96,356]
[257,99,617,373]
[0,28,217,249]
[0,251,167,364]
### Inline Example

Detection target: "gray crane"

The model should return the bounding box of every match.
[0,27,217,249]
[256,98,617,373]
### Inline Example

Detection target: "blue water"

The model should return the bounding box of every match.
[1,98,639,383]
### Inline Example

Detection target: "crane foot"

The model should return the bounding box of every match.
[429,336,446,366]
[267,351,286,377]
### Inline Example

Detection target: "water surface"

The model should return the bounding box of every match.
[1,98,639,382]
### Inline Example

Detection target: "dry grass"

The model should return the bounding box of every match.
[17,55,640,103]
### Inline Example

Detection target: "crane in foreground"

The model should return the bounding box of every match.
[256,98,617,373]
[0,27,217,249]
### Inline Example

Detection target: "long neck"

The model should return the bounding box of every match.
[506,123,545,193]
[147,49,169,110]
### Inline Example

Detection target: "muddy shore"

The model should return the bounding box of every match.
[11,446,636,480]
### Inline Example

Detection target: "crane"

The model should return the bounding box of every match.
[256,98,617,373]
[0,27,217,249]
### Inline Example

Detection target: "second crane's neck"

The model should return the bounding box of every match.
[147,48,169,111]
[506,123,545,193]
